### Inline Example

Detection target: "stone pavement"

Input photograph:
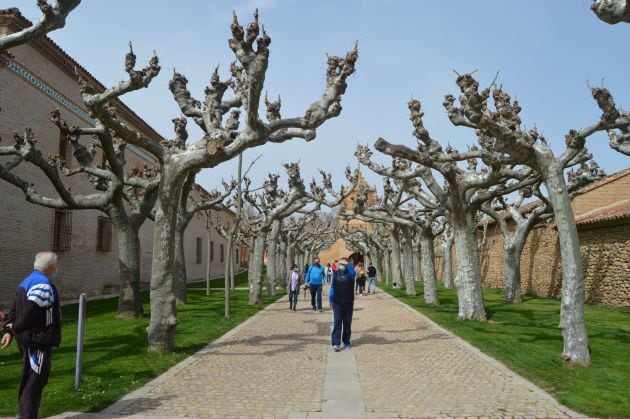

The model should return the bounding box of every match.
[46,288,586,419]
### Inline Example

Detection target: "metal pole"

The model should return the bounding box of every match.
[74,293,86,391]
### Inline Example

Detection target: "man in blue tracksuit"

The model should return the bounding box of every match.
[329,257,356,351]
[305,257,326,312]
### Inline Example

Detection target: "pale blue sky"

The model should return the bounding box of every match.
[9,0,630,192]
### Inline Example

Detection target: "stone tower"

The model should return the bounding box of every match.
[318,172,378,264]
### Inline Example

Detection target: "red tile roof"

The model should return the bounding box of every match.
[575,199,630,226]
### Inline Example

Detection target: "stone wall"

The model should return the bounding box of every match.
[442,221,630,307]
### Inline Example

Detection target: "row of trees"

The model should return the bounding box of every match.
[0,1,358,352]
[1,1,628,365]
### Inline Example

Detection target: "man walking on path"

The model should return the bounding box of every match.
[2,252,62,419]
[286,265,301,311]
[367,262,377,294]
[329,257,356,351]
[305,257,326,312]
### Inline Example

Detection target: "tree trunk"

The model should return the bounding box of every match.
[224,232,233,319]
[115,224,143,319]
[503,242,523,304]
[412,242,421,283]
[442,234,454,289]
[173,221,188,305]
[384,249,390,286]
[390,228,403,289]
[249,231,267,304]
[420,232,438,305]
[147,167,184,353]
[400,225,416,296]
[375,250,384,283]
[451,208,486,321]
[266,221,281,295]
[206,228,212,296]
[541,161,590,365]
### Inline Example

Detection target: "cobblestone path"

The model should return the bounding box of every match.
[53,288,585,418]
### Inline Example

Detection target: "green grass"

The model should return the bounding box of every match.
[381,282,630,418]
[187,270,250,289]
[0,288,284,417]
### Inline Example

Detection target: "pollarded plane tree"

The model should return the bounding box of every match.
[354,153,450,303]
[339,223,388,283]
[0,0,80,52]
[480,161,605,304]
[296,217,339,267]
[241,163,356,303]
[592,0,630,24]
[0,110,158,319]
[173,170,236,304]
[378,74,628,365]
[340,177,422,296]
[74,10,357,351]
[371,96,547,321]
[241,164,316,302]
[282,213,318,281]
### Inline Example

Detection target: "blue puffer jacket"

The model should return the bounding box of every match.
[305,264,325,285]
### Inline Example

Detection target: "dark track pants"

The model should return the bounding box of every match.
[18,347,51,419]
[331,302,354,347]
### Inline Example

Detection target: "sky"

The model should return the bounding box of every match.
[8,0,630,194]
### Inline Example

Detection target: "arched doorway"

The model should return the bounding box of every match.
[347,252,364,265]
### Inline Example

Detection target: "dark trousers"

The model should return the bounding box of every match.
[18,347,51,419]
[289,290,298,308]
[310,284,322,310]
[331,302,353,346]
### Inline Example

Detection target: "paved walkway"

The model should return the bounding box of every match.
[49,288,585,419]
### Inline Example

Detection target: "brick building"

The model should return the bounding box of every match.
[0,9,244,306]
[436,168,630,307]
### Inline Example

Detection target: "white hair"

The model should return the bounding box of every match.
[34,252,58,271]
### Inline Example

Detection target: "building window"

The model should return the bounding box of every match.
[52,210,72,251]
[196,237,203,264]
[236,249,239,264]
[220,244,224,263]
[210,241,214,262]
[96,216,113,251]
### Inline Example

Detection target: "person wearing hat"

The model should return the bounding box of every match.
[328,257,356,351]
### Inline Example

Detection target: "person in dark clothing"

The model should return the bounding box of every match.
[329,257,356,351]
[367,263,377,294]
[2,252,62,419]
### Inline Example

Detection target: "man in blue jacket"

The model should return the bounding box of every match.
[329,257,356,351]
[305,257,326,312]
[2,252,62,419]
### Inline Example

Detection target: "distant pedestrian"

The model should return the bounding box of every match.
[286,265,301,311]
[2,252,62,419]
[355,262,367,296]
[325,263,332,285]
[329,257,356,351]
[367,263,377,294]
[305,257,326,312]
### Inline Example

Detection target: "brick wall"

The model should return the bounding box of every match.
[0,34,239,307]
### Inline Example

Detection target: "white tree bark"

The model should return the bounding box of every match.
[442,228,454,289]
[419,230,438,305]
[249,230,268,304]
[451,207,486,320]
[400,225,417,295]
[390,227,404,289]
[539,160,590,365]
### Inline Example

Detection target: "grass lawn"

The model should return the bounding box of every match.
[381,282,630,418]
[187,269,250,289]
[0,288,284,417]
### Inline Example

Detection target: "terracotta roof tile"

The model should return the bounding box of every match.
[575,199,630,225]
